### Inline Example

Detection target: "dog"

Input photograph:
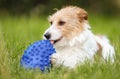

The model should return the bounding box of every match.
[44,6,115,68]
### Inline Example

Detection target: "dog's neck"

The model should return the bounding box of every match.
[68,23,91,45]
[69,29,92,46]
[54,29,93,51]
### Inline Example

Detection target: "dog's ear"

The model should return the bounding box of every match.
[77,9,88,22]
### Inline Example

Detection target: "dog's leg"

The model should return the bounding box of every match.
[51,53,58,65]
[95,35,115,63]
[50,53,63,66]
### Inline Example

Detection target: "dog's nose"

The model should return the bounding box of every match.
[44,33,51,39]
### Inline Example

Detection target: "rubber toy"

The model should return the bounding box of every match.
[20,40,56,72]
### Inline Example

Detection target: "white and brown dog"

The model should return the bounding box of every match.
[44,6,115,68]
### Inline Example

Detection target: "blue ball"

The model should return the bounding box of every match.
[20,40,56,72]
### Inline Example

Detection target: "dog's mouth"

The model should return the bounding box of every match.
[50,37,63,44]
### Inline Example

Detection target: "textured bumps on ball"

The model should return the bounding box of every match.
[20,40,56,72]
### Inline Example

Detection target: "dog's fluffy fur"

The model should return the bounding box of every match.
[44,6,115,68]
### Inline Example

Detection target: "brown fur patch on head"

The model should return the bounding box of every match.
[49,6,88,39]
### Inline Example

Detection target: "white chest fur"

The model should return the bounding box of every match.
[51,30,99,68]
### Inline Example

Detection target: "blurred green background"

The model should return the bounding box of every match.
[0,0,120,16]
[0,0,120,79]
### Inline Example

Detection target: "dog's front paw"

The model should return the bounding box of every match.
[51,53,58,65]
[51,57,57,65]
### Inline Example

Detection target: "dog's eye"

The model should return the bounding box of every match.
[58,21,65,26]
[50,21,53,25]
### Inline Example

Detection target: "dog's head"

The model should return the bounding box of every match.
[44,6,89,47]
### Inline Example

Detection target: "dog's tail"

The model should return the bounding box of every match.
[95,35,115,63]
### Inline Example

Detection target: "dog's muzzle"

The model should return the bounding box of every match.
[44,32,51,40]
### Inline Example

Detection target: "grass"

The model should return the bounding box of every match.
[0,14,120,79]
